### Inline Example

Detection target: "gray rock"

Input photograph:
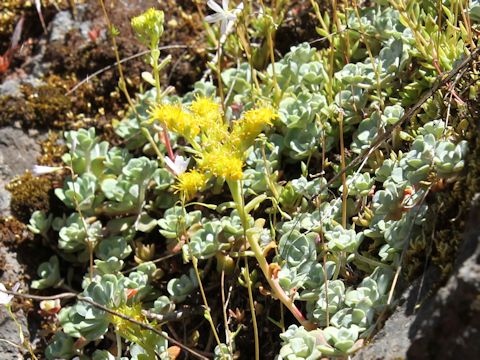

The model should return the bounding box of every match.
[0,127,42,359]
[353,195,480,360]
[0,250,30,359]
[406,194,480,359]
[0,127,41,217]
[0,79,22,97]
[49,10,75,43]
[49,5,91,43]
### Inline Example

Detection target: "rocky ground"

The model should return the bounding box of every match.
[1,1,480,359]
[353,194,480,359]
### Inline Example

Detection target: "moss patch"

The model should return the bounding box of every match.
[6,172,51,222]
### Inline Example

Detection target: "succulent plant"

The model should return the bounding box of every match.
[184,220,223,259]
[278,325,325,360]
[158,206,202,238]
[321,325,360,354]
[28,210,52,238]
[45,332,76,360]
[167,268,198,302]
[59,274,125,341]
[324,225,364,253]
[32,2,473,358]
[100,157,157,214]
[31,256,61,290]
[307,280,345,325]
[95,236,132,261]
[58,212,102,254]
[55,173,102,213]
[341,173,374,197]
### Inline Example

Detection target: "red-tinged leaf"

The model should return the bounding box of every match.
[0,56,10,73]
[126,288,139,299]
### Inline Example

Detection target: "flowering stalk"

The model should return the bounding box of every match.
[226,180,316,330]
[98,2,164,162]
[131,8,175,161]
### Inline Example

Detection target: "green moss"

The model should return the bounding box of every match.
[38,132,67,166]
[0,82,71,128]
[6,172,51,222]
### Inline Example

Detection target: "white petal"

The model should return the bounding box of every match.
[165,156,189,176]
[207,0,224,13]
[205,13,224,24]
[32,165,63,176]
[174,156,190,175]
[222,0,229,11]
[235,2,244,12]
[220,20,228,35]
[0,283,13,305]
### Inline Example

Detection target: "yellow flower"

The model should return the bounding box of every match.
[110,304,146,342]
[150,103,200,140]
[199,149,244,181]
[189,96,222,128]
[231,107,276,150]
[173,169,207,200]
[131,8,164,46]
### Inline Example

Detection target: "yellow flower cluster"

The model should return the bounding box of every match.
[149,103,200,142]
[131,8,164,46]
[231,107,276,151]
[198,149,244,181]
[150,97,276,198]
[189,96,222,127]
[110,303,146,343]
[173,170,207,200]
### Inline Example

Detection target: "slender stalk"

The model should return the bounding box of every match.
[97,0,166,162]
[191,256,224,351]
[6,306,38,360]
[179,202,225,354]
[226,180,316,330]
[244,256,260,360]
[225,179,260,359]
[339,112,347,227]
[220,269,233,354]
[151,47,175,161]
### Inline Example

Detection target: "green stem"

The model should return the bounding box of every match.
[116,331,122,359]
[98,0,165,164]
[226,179,316,330]
[354,252,391,270]
[180,203,225,354]
[226,179,259,360]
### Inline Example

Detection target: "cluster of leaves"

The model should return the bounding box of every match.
[26,1,477,359]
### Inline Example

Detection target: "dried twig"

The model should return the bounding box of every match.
[66,45,188,95]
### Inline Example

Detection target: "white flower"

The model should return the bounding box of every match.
[32,165,63,176]
[165,155,190,176]
[205,0,243,37]
[0,283,20,306]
